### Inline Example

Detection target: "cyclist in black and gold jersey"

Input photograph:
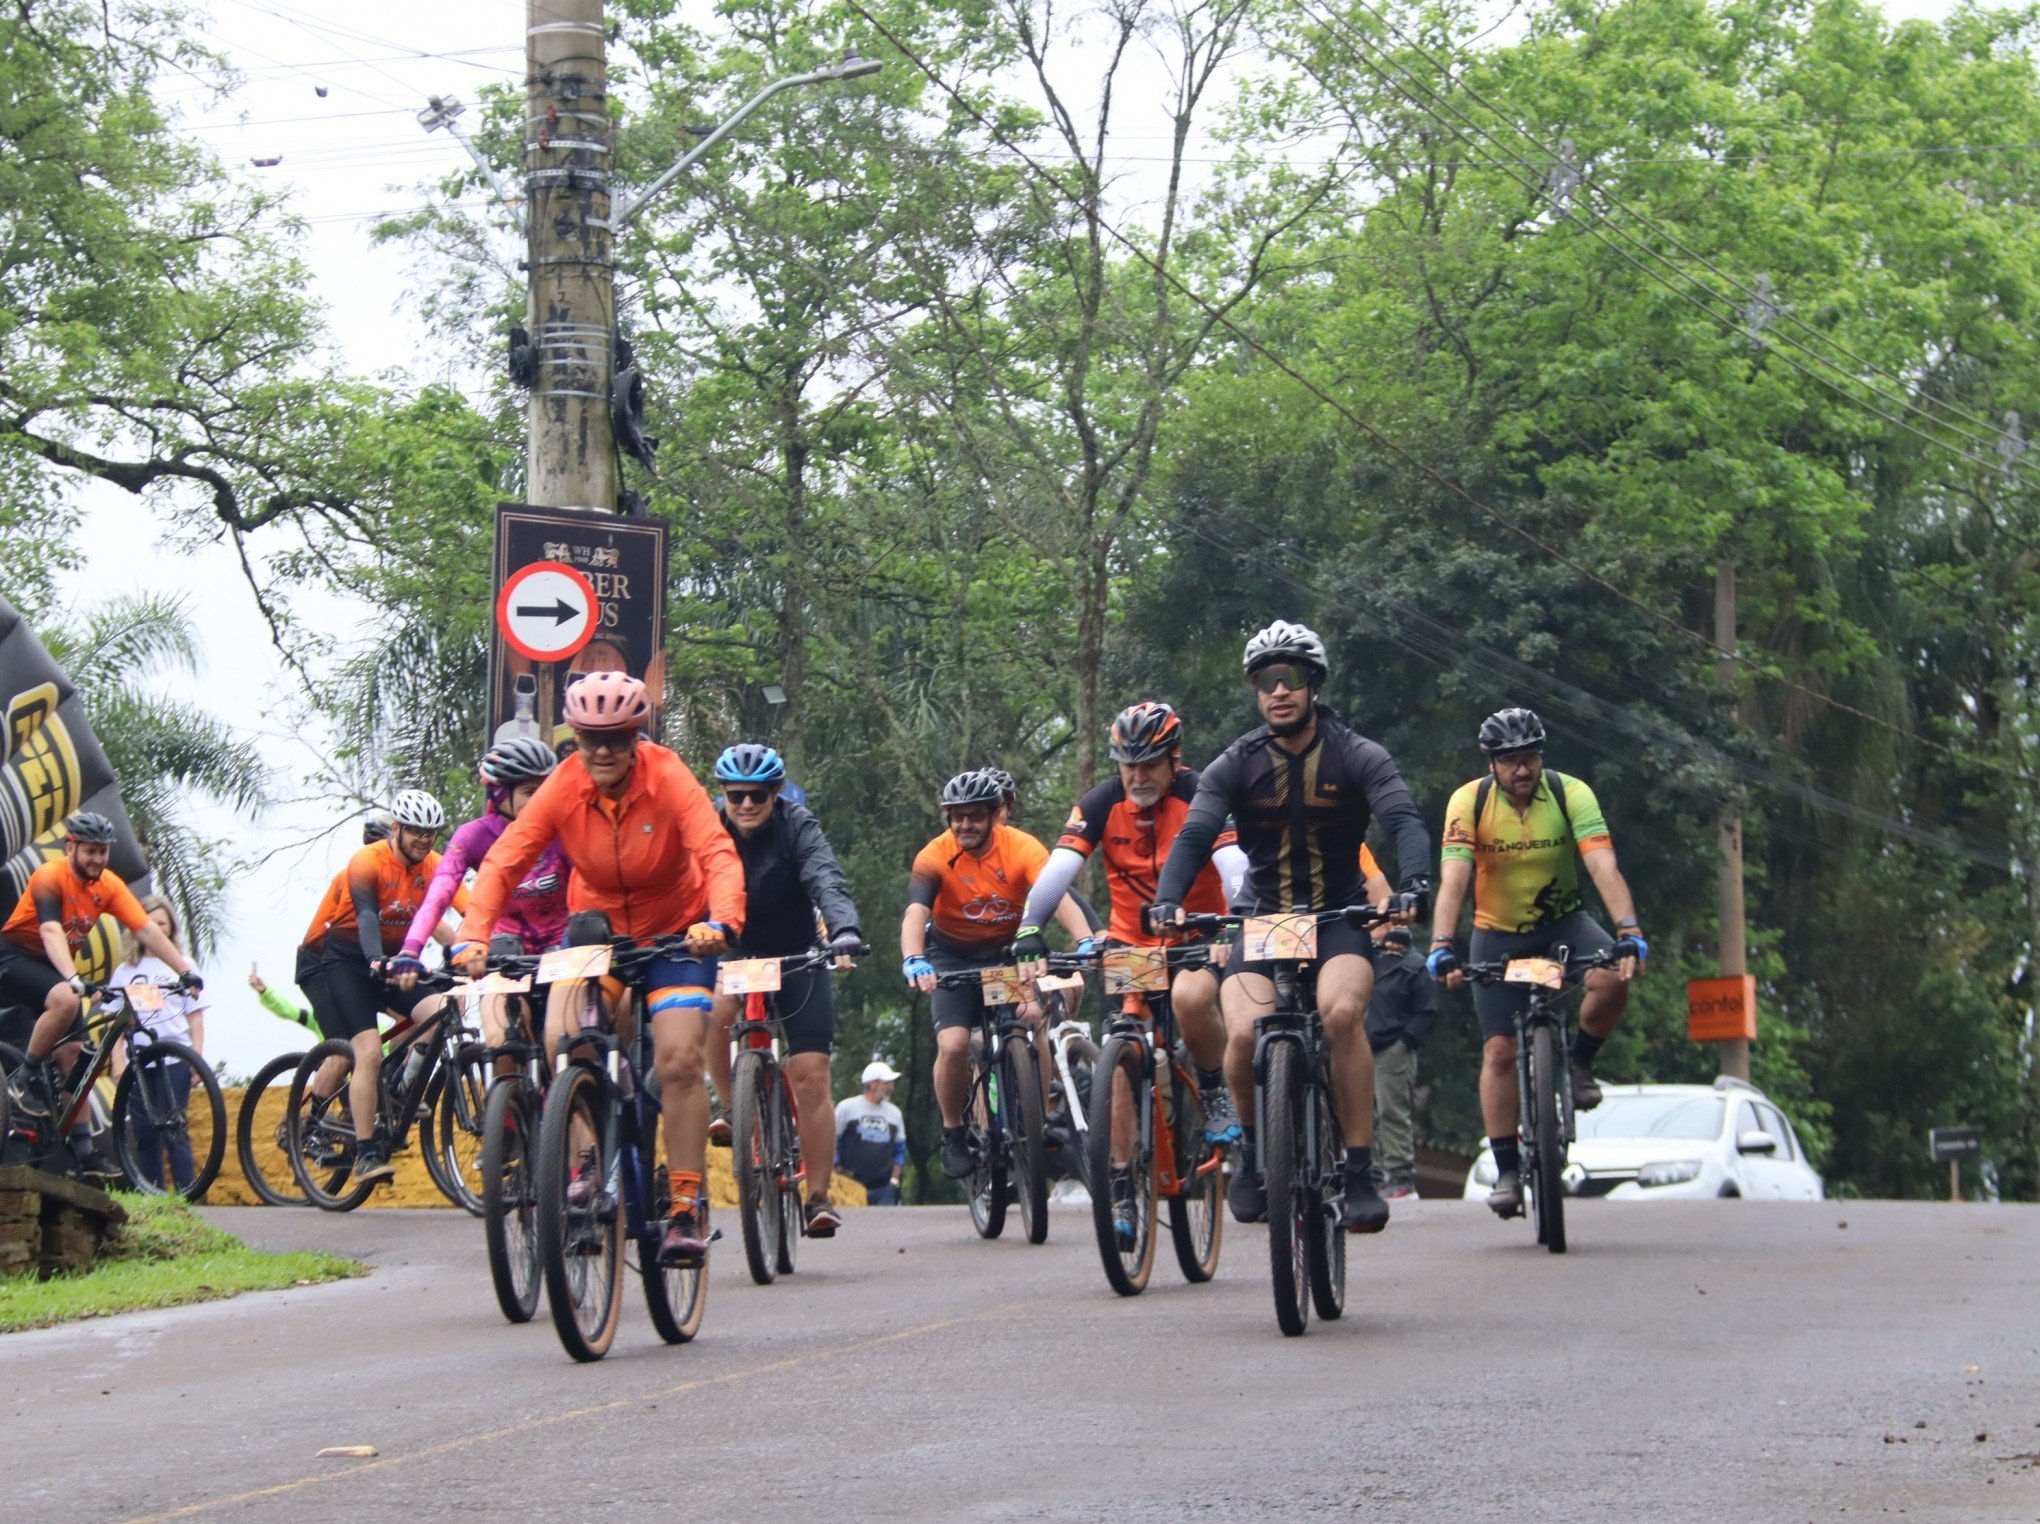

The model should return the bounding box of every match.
[1151,620,1430,1234]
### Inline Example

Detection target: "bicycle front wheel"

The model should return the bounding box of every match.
[482,1077,542,1324]
[535,1063,623,1362]
[642,1162,708,1344]
[731,1050,780,1285]
[284,1041,372,1211]
[1306,1073,1346,1321]
[1167,1067,1223,1284]
[112,1041,225,1201]
[1263,1040,1310,1337]
[235,1052,308,1207]
[1002,1034,1049,1245]
[967,1048,1009,1240]
[432,1052,490,1217]
[1087,1035,1156,1296]
[1531,1024,1567,1255]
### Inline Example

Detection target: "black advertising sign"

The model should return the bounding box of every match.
[488,505,668,752]
[1929,1127,1981,1163]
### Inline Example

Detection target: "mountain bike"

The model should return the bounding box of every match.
[282,972,474,1211]
[470,945,550,1323]
[2,979,225,1200]
[721,941,865,1286]
[1462,947,1618,1256]
[1180,905,1387,1336]
[1050,943,1225,1295]
[936,964,1050,1244]
[1040,979,1098,1193]
[236,1051,309,1206]
[534,926,710,1363]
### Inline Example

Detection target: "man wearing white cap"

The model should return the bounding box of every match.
[836,1061,908,1204]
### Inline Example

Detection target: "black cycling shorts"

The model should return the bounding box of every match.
[1467,910,1615,1042]
[298,938,432,1042]
[0,940,65,1018]
[926,935,1013,1033]
[1226,916,1373,985]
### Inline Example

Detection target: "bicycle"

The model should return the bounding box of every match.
[1,978,226,1201]
[1049,943,1225,1295]
[1462,947,1619,1256]
[282,972,477,1212]
[935,963,1050,1244]
[533,926,710,1363]
[236,1050,310,1206]
[1178,904,1388,1336]
[721,941,865,1286]
[470,946,551,1323]
[1040,979,1098,1194]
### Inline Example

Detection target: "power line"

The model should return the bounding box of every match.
[833,0,2036,788]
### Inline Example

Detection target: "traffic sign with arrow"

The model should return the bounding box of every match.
[495,560,598,662]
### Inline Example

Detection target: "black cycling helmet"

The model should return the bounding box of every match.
[362,813,394,845]
[1108,701,1184,764]
[1478,707,1548,755]
[481,736,558,787]
[62,811,117,845]
[940,770,1004,810]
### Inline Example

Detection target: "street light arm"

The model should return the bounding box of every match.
[613,59,882,229]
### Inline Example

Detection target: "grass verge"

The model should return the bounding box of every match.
[0,1194,363,1333]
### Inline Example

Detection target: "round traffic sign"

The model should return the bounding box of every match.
[496,560,599,662]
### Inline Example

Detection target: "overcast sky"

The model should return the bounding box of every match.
[60,0,1968,1076]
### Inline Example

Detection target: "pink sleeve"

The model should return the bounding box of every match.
[402,836,473,956]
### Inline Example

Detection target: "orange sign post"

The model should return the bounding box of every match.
[1687,975,1757,1043]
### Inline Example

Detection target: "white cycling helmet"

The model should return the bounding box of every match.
[1242,619,1329,681]
[388,788,446,831]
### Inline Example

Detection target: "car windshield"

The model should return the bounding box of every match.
[1576,1095,1724,1141]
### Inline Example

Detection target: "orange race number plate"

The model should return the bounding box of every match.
[466,973,533,996]
[1504,957,1565,990]
[1034,972,1085,997]
[125,980,165,1012]
[537,944,612,983]
[980,968,1025,1006]
[1102,945,1169,994]
[1242,915,1318,963]
[718,959,783,995]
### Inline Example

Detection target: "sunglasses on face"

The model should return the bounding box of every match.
[946,807,993,826]
[574,730,637,755]
[1250,663,1314,695]
[725,788,774,806]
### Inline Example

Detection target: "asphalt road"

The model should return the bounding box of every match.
[5,1199,2037,1522]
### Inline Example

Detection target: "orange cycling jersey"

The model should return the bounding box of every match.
[1057,769,1230,945]
[4,858,149,956]
[909,824,1048,951]
[458,741,744,944]
[300,840,456,955]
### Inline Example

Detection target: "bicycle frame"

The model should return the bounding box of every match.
[1087,969,1225,1202]
[1513,952,1578,1156]
[45,988,144,1138]
[1253,962,1342,1207]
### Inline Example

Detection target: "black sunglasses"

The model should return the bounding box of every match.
[1250,663,1315,695]
[724,787,775,805]
[574,729,638,755]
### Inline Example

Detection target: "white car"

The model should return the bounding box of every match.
[1463,1077,1824,1202]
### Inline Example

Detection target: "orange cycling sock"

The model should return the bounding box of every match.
[670,1168,702,1217]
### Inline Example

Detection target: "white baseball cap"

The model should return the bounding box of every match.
[861,1060,901,1085]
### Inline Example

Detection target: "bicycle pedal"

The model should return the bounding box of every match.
[707,1227,724,1244]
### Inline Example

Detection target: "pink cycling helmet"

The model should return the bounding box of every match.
[563,671,651,730]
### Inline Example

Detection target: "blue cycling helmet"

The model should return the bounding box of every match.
[715,743,786,785]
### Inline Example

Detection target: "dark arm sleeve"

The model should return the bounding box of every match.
[791,810,860,938]
[1359,743,1432,893]
[351,878,387,963]
[1153,756,1235,905]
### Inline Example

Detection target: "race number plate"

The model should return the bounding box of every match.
[980,968,1025,1006]
[1102,945,1169,994]
[719,959,783,995]
[467,973,532,996]
[1242,915,1318,963]
[1035,972,1086,997]
[1504,957,1565,990]
[125,980,165,1012]
[538,944,612,982]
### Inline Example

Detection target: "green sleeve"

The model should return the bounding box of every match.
[1565,776,1612,849]
[1440,780,1478,863]
[258,984,311,1026]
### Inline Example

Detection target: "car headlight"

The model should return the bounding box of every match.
[1636,1159,1703,1188]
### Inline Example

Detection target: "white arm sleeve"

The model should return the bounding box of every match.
[1213,842,1250,903]
[1021,847,1088,928]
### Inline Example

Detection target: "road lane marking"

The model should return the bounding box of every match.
[125,1304,1016,1522]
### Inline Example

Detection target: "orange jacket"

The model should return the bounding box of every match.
[458,741,745,944]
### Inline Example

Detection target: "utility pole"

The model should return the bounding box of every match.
[525,0,615,514]
[1715,560,1751,1082]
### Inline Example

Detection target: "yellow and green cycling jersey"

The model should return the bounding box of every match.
[1440,771,1613,934]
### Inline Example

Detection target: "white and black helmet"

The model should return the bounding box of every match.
[1242,619,1329,681]
[939,770,1004,810]
[388,789,446,831]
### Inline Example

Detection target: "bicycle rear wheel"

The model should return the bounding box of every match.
[967,1048,1009,1240]
[536,1064,623,1362]
[731,1049,779,1285]
[285,1042,374,1211]
[1167,1068,1223,1284]
[1003,1034,1049,1245]
[236,1052,307,1207]
[642,1159,708,1343]
[482,1077,542,1324]
[1087,1035,1156,1296]
[1531,1024,1567,1254]
[1263,1040,1310,1337]
[111,1041,225,1201]
[772,1064,801,1276]
[432,1051,490,1217]
[1306,1075,1346,1321]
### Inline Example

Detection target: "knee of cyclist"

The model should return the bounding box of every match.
[1482,1037,1517,1071]
[46,983,79,1019]
[1321,999,1362,1035]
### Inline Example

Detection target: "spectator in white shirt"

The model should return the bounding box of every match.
[109,894,206,1191]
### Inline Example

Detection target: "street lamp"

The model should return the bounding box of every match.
[418,94,524,230]
[613,54,884,229]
